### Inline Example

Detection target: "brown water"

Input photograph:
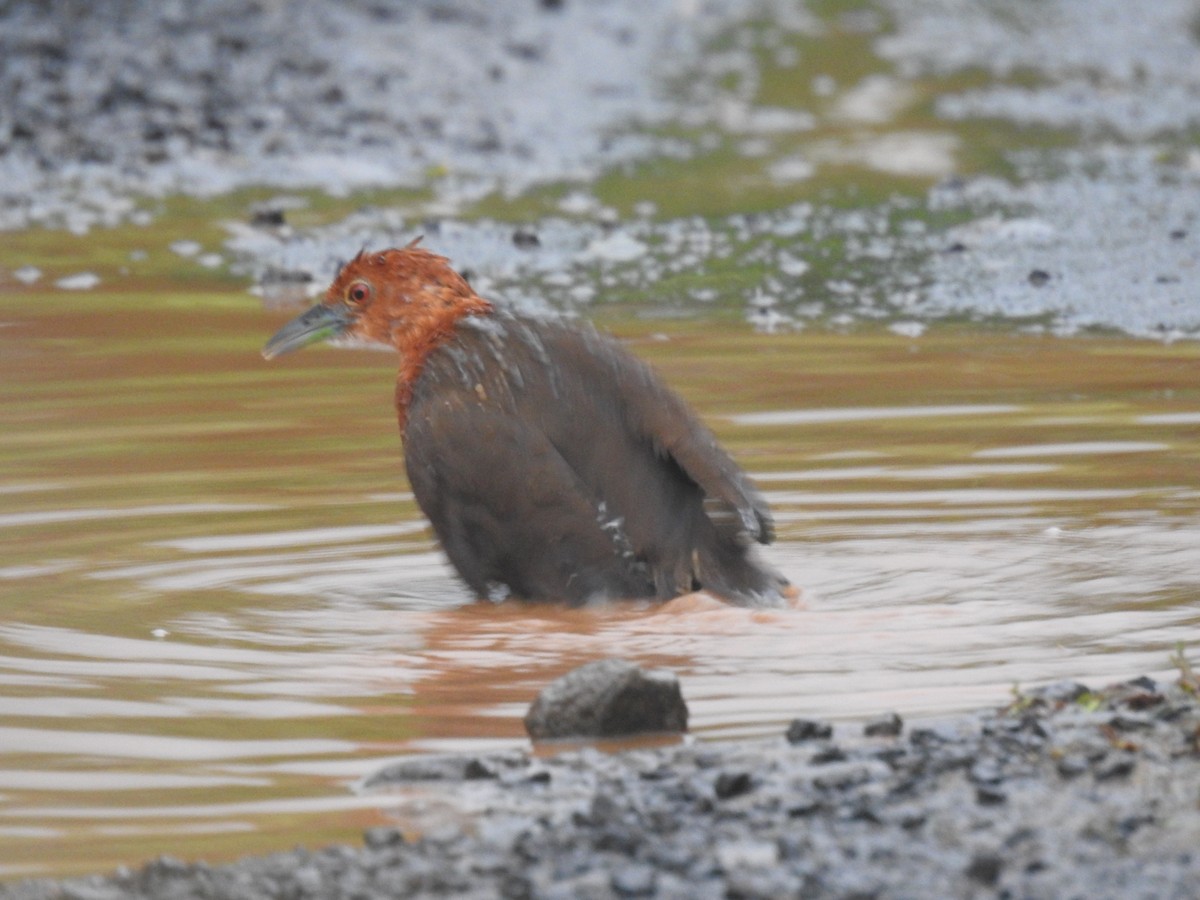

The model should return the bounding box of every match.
[2,286,1199,878]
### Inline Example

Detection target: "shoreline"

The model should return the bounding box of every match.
[4,675,1197,899]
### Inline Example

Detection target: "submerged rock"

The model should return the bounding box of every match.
[785,717,834,743]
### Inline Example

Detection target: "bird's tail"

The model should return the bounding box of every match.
[696,543,794,608]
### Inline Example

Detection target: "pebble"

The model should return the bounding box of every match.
[785,718,833,743]
[863,711,904,737]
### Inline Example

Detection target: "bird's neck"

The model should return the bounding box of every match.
[393,295,494,430]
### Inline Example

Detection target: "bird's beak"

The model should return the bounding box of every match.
[262,303,354,360]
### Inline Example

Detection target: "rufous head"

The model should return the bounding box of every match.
[262,240,492,361]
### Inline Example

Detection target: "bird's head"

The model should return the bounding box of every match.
[262,241,492,361]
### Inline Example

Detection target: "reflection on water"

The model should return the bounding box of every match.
[1,305,1199,877]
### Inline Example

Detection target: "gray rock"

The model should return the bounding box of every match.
[363,753,500,787]
[785,718,833,743]
[864,712,904,737]
[524,658,688,741]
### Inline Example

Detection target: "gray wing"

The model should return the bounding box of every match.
[578,326,775,546]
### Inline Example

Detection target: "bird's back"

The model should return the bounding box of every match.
[403,311,789,606]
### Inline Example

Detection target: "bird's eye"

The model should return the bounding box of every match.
[347,281,371,305]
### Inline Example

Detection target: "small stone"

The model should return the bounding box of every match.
[59,881,127,900]
[610,863,656,897]
[969,759,1003,785]
[976,785,1007,806]
[250,205,286,227]
[785,718,832,743]
[512,227,540,249]
[965,853,1003,885]
[362,753,487,785]
[787,798,823,817]
[363,827,404,849]
[1095,755,1136,781]
[145,856,189,877]
[1123,692,1165,711]
[864,712,903,737]
[716,839,778,871]
[464,757,499,779]
[524,658,688,741]
[714,770,753,800]
[289,865,323,895]
[809,745,847,765]
[1027,268,1051,286]
[1056,753,1089,778]
[1111,713,1154,731]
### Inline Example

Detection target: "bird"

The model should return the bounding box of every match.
[262,240,793,607]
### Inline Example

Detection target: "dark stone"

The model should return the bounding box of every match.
[1123,692,1165,711]
[787,798,823,817]
[976,785,1007,806]
[965,853,1004,885]
[1116,814,1155,839]
[714,770,753,800]
[1111,713,1155,732]
[873,745,908,768]
[362,827,404,850]
[523,658,688,741]
[785,718,833,743]
[1095,755,1136,781]
[1028,268,1051,286]
[863,712,903,737]
[809,745,847,765]
[464,757,499,779]
[249,204,286,227]
[362,753,488,786]
[512,227,541,248]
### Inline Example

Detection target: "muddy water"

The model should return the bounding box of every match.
[1,290,1198,878]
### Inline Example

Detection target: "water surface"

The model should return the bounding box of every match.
[2,292,1198,877]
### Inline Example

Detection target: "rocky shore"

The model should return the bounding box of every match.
[4,676,1197,900]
